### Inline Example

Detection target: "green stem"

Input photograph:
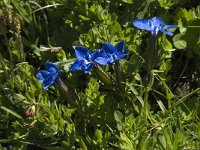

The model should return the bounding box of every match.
[173,88,200,108]
[56,77,97,129]
[4,34,13,67]
[143,34,158,118]
[94,63,113,86]
[143,87,149,119]
[147,34,157,71]
[56,77,78,107]
[0,55,8,77]
[15,32,25,62]
[155,73,173,115]
[114,61,122,90]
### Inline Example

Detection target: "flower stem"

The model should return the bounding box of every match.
[143,87,149,119]
[114,62,121,82]
[94,63,113,86]
[143,71,154,119]
[56,77,78,107]
[114,61,124,92]
[143,34,157,119]
[56,77,97,129]
[147,34,158,71]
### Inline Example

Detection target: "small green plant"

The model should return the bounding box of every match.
[0,0,200,149]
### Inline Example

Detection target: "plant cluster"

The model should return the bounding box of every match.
[0,0,200,149]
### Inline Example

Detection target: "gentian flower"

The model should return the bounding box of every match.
[36,62,63,90]
[94,40,128,65]
[133,17,176,36]
[70,46,98,74]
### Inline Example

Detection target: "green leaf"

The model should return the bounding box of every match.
[114,110,123,123]
[114,110,124,131]
[173,33,187,49]
[157,134,166,149]
[79,15,90,21]
[126,83,144,107]
[157,100,167,112]
[177,8,194,21]
[163,130,173,149]
[0,106,23,119]
[95,129,103,140]
[121,0,134,4]
[173,88,200,108]
[79,138,88,150]
[173,130,179,150]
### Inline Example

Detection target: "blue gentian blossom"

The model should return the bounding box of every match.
[133,17,176,36]
[70,46,99,74]
[94,40,128,65]
[36,62,63,90]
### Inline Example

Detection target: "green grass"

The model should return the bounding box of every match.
[0,0,200,149]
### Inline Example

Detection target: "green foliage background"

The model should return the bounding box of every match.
[0,0,200,149]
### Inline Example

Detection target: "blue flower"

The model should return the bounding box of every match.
[70,46,98,74]
[36,62,63,90]
[133,17,176,36]
[94,40,128,65]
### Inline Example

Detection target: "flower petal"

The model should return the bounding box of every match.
[114,49,128,62]
[160,25,176,36]
[133,19,153,31]
[90,49,104,60]
[103,42,116,53]
[116,40,125,53]
[74,46,90,60]
[117,53,128,60]
[42,75,55,90]
[36,70,51,83]
[123,48,129,55]
[94,57,110,66]
[160,29,174,36]
[70,60,82,71]
[162,25,177,30]
[52,72,60,83]
[43,84,51,90]
[36,62,63,90]
[150,17,163,27]
[46,62,59,74]
[84,63,94,74]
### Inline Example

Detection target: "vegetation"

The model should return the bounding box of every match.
[0,0,200,149]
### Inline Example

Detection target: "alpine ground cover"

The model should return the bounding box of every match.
[0,0,200,149]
